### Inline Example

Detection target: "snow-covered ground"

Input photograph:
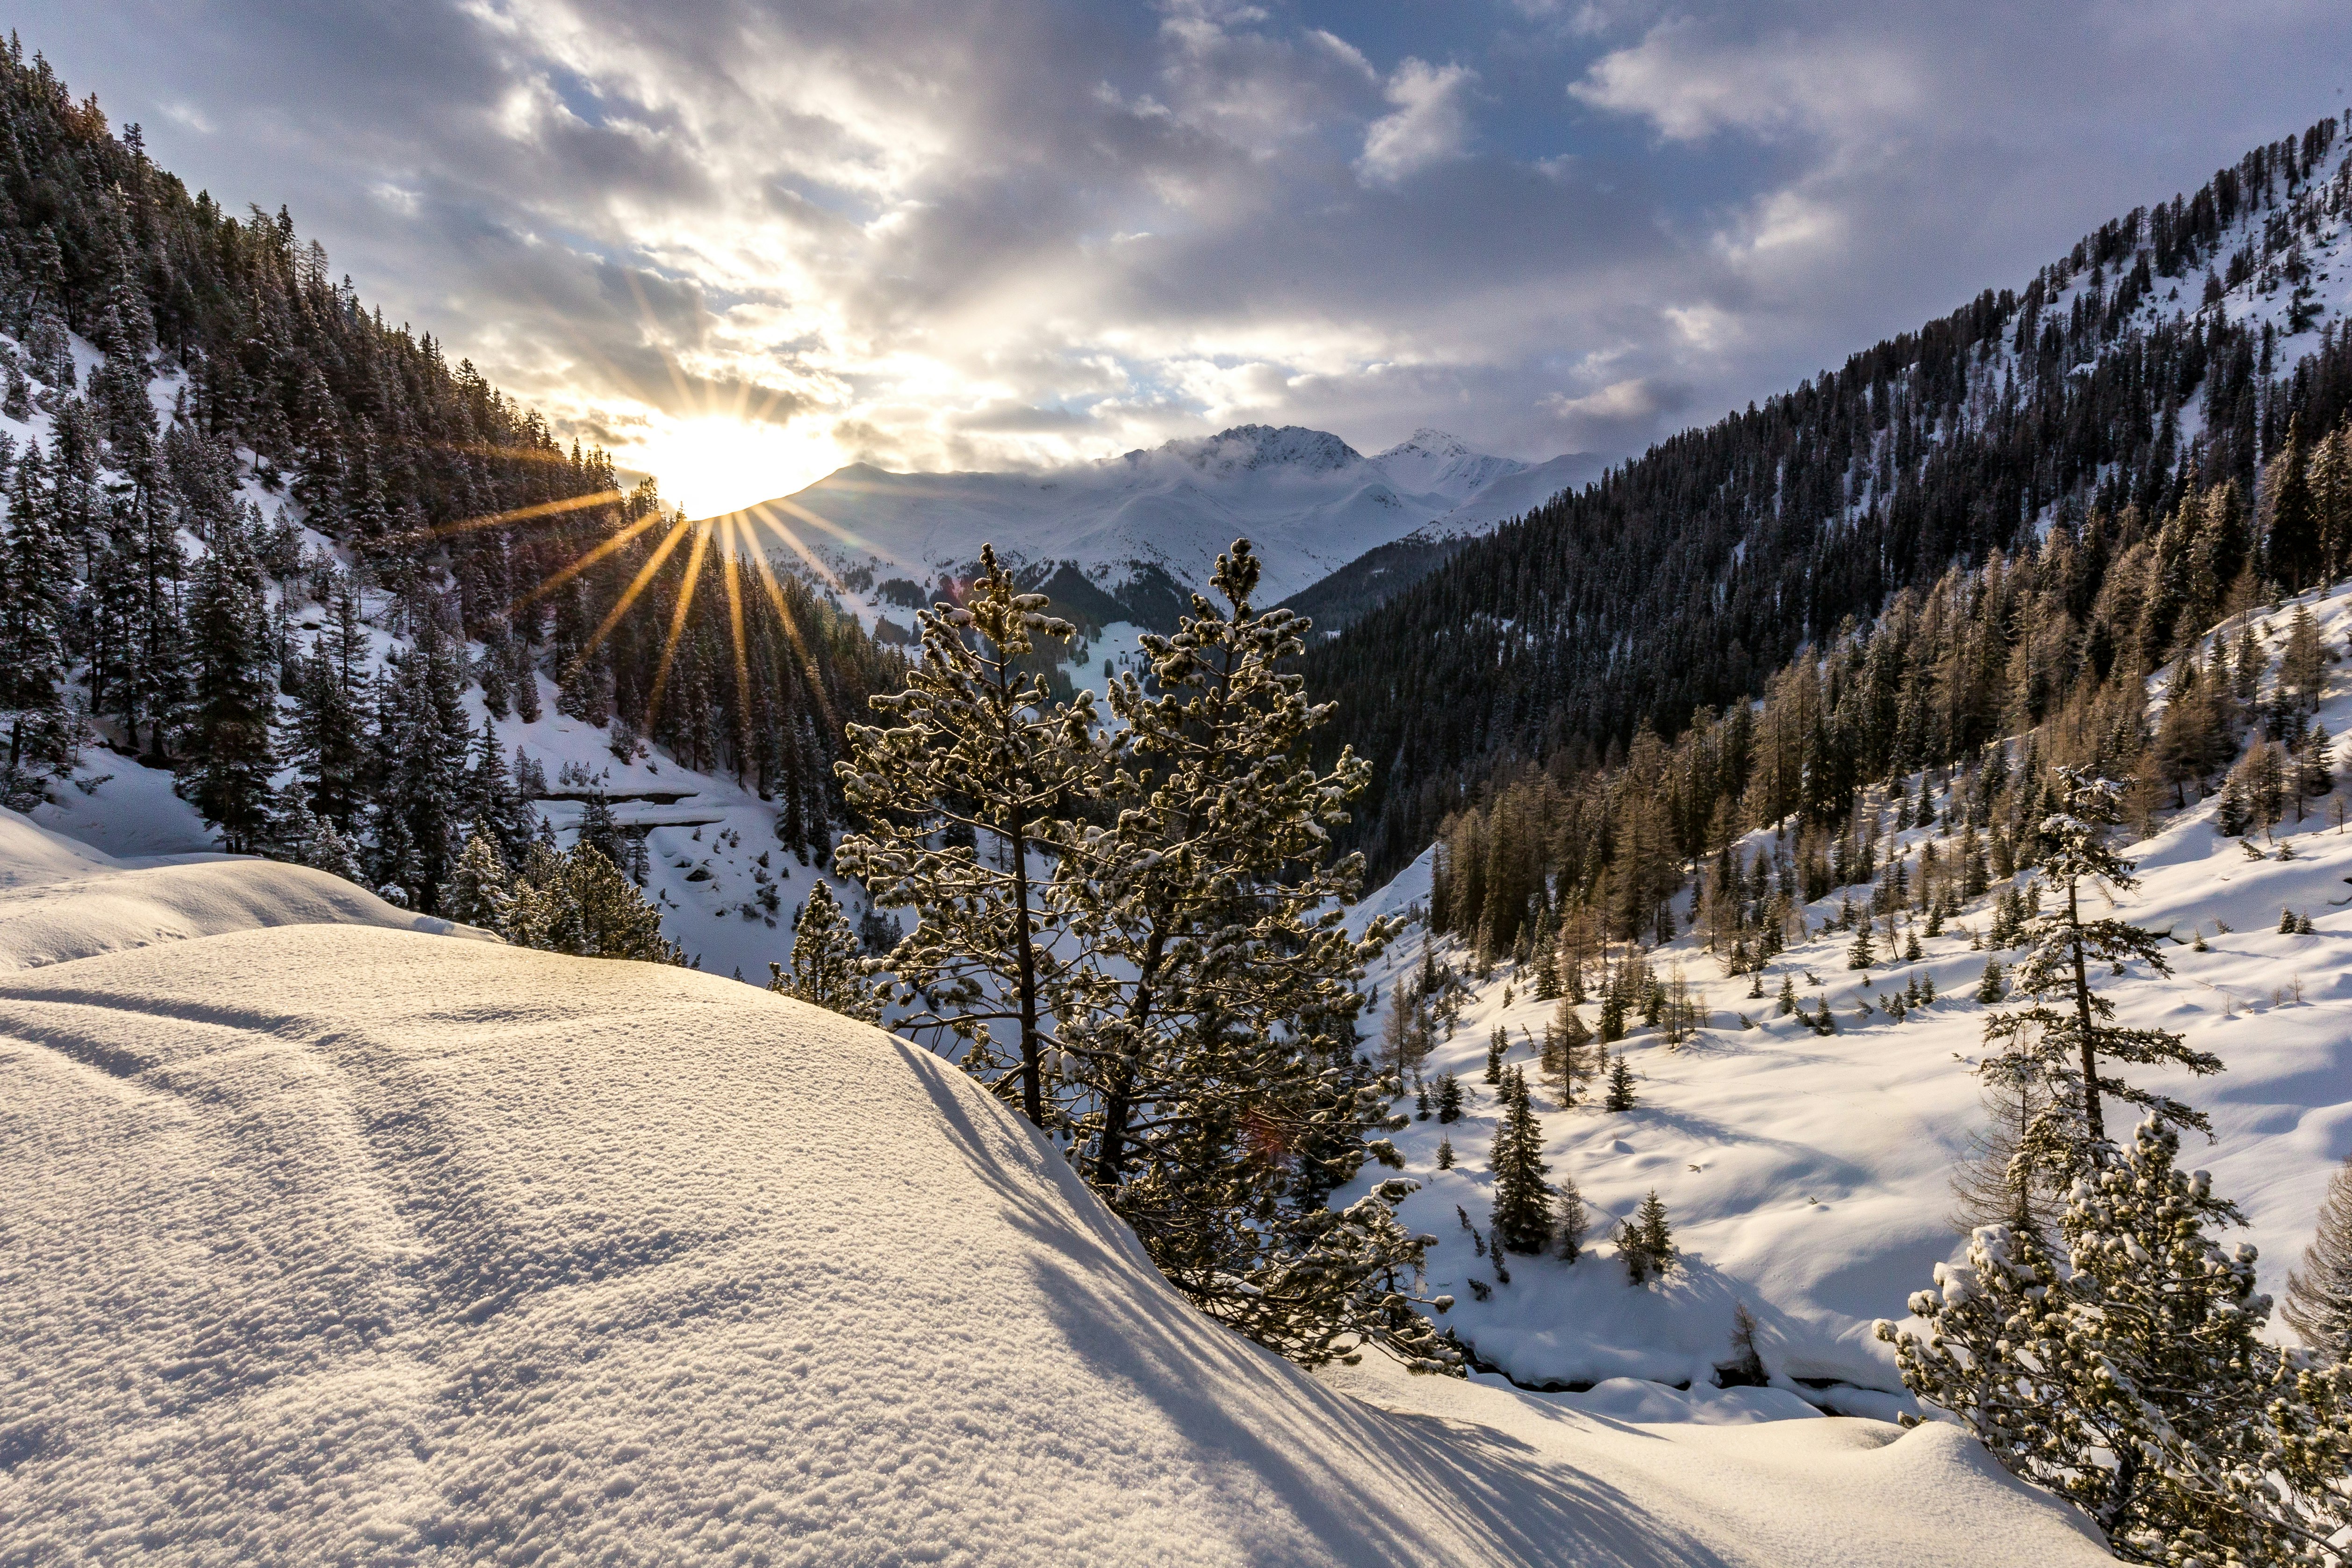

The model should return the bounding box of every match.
[1340,579,2352,1413]
[0,807,2111,1565]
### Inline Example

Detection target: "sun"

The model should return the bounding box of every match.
[628,414,846,520]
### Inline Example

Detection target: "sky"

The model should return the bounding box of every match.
[23,0,2352,517]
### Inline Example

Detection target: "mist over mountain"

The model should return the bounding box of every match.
[724,423,1597,625]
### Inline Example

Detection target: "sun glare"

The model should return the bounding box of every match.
[628,415,845,520]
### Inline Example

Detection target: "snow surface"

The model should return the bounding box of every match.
[0,809,489,971]
[719,425,1593,611]
[0,812,2111,1566]
[1342,578,2352,1409]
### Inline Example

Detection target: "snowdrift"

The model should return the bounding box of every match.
[0,809,491,972]
[0,819,2107,1565]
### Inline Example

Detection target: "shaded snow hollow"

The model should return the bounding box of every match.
[0,811,2109,1565]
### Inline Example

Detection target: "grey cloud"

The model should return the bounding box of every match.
[24,0,2352,489]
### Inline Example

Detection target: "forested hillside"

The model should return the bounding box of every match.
[1314,115,2352,883]
[0,42,894,909]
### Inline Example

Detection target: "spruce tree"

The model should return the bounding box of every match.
[1434,1072,1463,1124]
[1554,1168,1590,1261]
[1983,768,2220,1176]
[1604,1052,1638,1111]
[834,543,1093,1127]
[1488,1067,1554,1254]
[2285,1152,2352,1359]
[442,826,514,933]
[180,533,279,851]
[1845,921,1876,970]
[769,881,880,1022]
[0,438,73,778]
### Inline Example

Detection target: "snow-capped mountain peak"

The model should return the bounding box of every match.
[733,423,1590,623]
[1371,427,1528,502]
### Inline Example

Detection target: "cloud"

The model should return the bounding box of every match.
[1356,58,1480,186]
[26,0,2352,505]
[1569,17,1922,147]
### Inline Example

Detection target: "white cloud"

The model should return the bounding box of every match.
[1569,18,1922,147]
[1356,58,1480,186]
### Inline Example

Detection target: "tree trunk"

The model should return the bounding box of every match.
[2067,878,2103,1142]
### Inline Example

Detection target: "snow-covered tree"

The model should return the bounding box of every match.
[770,881,880,1022]
[2285,1152,2352,1360]
[442,825,513,933]
[1883,1120,2352,1563]
[1981,767,2220,1180]
[834,544,1094,1126]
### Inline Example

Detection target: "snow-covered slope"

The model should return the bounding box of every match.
[0,808,489,971]
[722,425,1592,611]
[1340,579,2352,1413]
[0,821,2109,1565]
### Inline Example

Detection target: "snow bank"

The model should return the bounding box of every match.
[0,808,489,972]
[0,846,2110,1565]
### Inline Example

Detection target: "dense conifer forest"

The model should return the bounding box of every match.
[1313,115,2352,889]
[0,41,896,909]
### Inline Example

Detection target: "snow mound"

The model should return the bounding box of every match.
[0,807,488,971]
[0,856,2115,1565]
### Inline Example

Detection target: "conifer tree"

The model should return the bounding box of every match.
[1884,1121,2352,1562]
[1554,1168,1590,1261]
[1488,1068,1554,1254]
[835,543,1093,1127]
[769,881,880,1022]
[2285,1152,2352,1360]
[1434,1072,1463,1124]
[1982,768,2220,1175]
[0,438,74,779]
[1604,1052,1638,1111]
[1845,921,1876,970]
[442,825,513,933]
[507,841,683,965]
[180,533,279,851]
[1484,1025,1505,1084]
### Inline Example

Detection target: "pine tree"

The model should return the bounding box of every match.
[1484,1024,1505,1084]
[1776,973,1798,1016]
[1488,1067,1554,1254]
[1884,1121,2352,1562]
[2285,1152,2352,1360]
[507,840,683,965]
[180,533,279,851]
[769,881,880,1022]
[1435,1136,1453,1170]
[835,543,1092,1127]
[1845,921,1876,970]
[1982,768,2221,1177]
[1973,956,2005,1003]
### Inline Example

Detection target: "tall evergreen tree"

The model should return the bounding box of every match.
[2285,1152,2352,1360]
[180,533,279,851]
[1489,1067,1554,1254]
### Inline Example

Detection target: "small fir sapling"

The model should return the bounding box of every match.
[1603,1053,1638,1112]
[1435,1136,1455,1171]
[1435,1072,1464,1124]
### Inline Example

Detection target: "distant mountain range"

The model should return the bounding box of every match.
[716,426,1600,628]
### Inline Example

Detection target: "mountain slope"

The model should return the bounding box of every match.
[0,813,2109,1566]
[1312,115,2352,875]
[1333,576,2352,1405]
[723,425,1591,620]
